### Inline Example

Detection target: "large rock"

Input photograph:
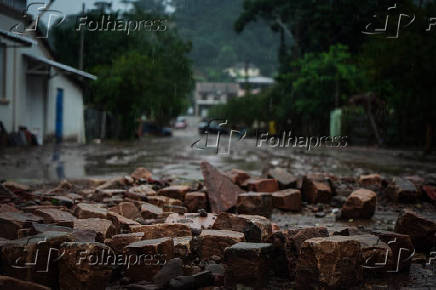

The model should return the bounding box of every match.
[301,176,332,204]
[236,192,272,218]
[108,202,140,220]
[269,226,329,279]
[73,203,107,219]
[141,202,164,219]
[125,185,156,200]
[106,232,144,254]
[158,185,191,201]
[227,169,250,186]
[272,189,301,211]
[1,231,72,288]
[224,242,273,288]
[371,230,414,272]
[0,275,50,290]
[130,223,192,239]
[106,211,140,233]
[73,218,116,241]
[124,237,174,282]
[351,234,394,272]
[394,209,436,251]
[359,173,385,188]
[387,177,421,202]
[296,236,363,290]
[59,242,113,290]
[184,192,208,212]
[243,178,279,193]
[198,230,244,259]
[212,213,272,242]
[267,168,297,189]
[0,212,43,239]
[200,162,245,213]
[33,208,76,227]
[341,189,377,219]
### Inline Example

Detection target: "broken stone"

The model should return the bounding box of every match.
[2,181,31,193]
[33,208,76,227]
[236,192,272,218]
[341,189,377,219]
[167,271,214,290]
[153,258,184,287]
[212,213,272,242]
[109,202,140,220]
[301,176,332,204]
[0,275,50,290]
[351,234,394,272]
[130,223,192,240]
[131,167,152,181]
[296,236,363,289]
[106,232,144,254]
[387,177,421,202]
[272,189,301,211]
[31,223,73,234]
[126,185,157,200]
[73,218,116,241]
[269,226,329,279]
[359,173,385,188]
[73,203,107,219]
[198,230,244,259]
[227,169,250,186]
[2,231,72,288]
[59,242,112,290]
[106,211,140,233]
[158,185,191,201]
[394,209,436,251]
[47,195,74,208]
[200,162,245,213]
[0,212,43,239]
[267,168,297,189]
[173,236,192,258]
[0,203,20,213]
[165,213,216,232]
[224,242,273,288]
[328,226,362,236]
[146,196,183,208]
[124,237,174,282]
[243,178,279,193]
[371,230,414,272]
[141,202,164,219]
[184,192,208,213]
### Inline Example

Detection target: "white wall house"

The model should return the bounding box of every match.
[0,0,96,144]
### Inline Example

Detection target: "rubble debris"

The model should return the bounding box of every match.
[183,192,208,212]
[341,189,377,219]
[296,236,363,289]
[236,192,272,218]
[272,189,302,211]
[198,230,244,259]
[267,168,298,189]
[224,242,273,288]
[394,209,436,251]
[301,175,332,204]
[212,212,272,242]
[200,162,244,213]
[130,223,192,239]
[227,169,250,186]
[158,185,191,201]
[387,177,421,202]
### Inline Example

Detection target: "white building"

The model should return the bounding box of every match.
[194,82,238,117]
[0,0,96,144]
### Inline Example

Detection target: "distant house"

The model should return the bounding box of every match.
[0,0,96,144]
[194,82,238,117]
[236,76,274,97]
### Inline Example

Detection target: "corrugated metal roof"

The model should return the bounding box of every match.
[24,53,97,80]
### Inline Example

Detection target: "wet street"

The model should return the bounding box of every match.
[1,118,436,185]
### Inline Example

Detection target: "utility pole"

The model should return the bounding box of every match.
[79,3,85,71]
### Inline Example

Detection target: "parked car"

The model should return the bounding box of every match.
[198,119,229,135]
[174,117,188,129]
[138,122,172,137]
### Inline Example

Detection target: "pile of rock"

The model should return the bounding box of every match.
[0,164,435,289]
